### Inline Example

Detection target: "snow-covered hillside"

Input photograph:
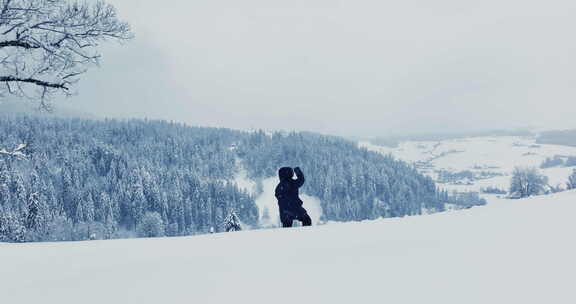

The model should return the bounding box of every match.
[1,190,575,304]
[360,136,576,192]
[232,160,323,227]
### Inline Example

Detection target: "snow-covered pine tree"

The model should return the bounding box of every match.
[10,173,27,212]
[136,212,165,238]
[100,192,117,239]
[223,210,242,232]
[26,192,40,230]
[0,212,26,242]
[0,164,11,209]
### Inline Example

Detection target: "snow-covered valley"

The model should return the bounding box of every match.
[360,136,576,193]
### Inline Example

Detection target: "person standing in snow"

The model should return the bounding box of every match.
[275,167,312,227]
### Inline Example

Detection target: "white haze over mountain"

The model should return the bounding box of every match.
[59,0,576,136]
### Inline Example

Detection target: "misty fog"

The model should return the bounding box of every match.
[58,0,576,137]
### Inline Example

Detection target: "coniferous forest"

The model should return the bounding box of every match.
[0,114,477,242]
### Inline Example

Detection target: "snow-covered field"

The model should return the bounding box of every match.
[1,190,574,304]
[360,136,576,192]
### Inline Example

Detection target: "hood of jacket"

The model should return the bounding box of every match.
[278,167,294,181]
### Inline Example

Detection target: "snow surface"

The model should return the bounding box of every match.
[1,190,575,304]
[360,136,576,171]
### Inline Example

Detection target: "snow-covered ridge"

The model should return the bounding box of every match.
[2,190,574,304]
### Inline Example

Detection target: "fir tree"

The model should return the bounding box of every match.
[0,212,26,242]
[223,210,242,232]
[137,212,165,238]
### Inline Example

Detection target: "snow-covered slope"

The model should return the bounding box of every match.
[253,176,323,227]
[232,159,323,227]
[2,190,575,304]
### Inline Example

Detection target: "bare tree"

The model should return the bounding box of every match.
[0,0,133,109]
[567,169,576,190]
[509,167,548,198]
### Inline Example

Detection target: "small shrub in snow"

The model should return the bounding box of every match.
[547,184,565,194]
[480,187,507,195]
[540,156,564,168]
[444,191,487,209]
[565,156,576,167]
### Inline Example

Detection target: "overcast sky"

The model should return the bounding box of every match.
[61,0,576,137]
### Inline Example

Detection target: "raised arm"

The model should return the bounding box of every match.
[293,167,305,188]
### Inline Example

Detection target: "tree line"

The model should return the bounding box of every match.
[0,115,478,242]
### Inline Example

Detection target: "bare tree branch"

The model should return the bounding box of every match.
[0,39,40,48]
[0,0,133,109]
[0,76,68,89]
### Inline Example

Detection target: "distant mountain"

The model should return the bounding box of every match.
[537,129,576,147]
[367,129,534,148]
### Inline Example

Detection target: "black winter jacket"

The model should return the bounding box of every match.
[275,167,305,214]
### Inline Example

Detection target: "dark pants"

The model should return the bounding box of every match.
[280,208,312,227]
